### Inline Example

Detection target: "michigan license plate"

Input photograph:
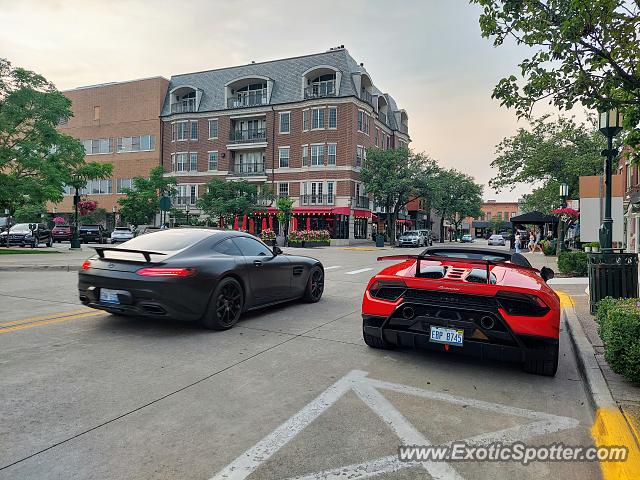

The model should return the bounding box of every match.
[429,326,464,346]
[99,288,121,304]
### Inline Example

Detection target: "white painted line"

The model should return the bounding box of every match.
[548,277,589,285]
[323,266,342,271]
[344,267,373,275]
[210,370,579,480]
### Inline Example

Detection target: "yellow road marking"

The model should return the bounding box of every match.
[0,311,103,334]
[0,309,93,328]
[341,247,385,251]
[592,407,640,479]
[555,290,575,308]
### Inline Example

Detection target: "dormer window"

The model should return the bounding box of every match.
[309,74,336,98]
[359,73,374,106]
[229,82,267,108]
[170,86,201,113]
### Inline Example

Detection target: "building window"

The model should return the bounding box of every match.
[386,135,390,149]
[116,178,133,193]
[302,109,309,131]
[86,179,112,195]
[279,112,290,134]
[327,181,335,204]
[497,212,502,221]
[278,182,289,197]
[117,134,155,152]
[208,119,218,139]
[327,143,336,165]
[356,145,364,167]
[176,185,197,205]
[189,152,198,171]
[311,144,324,166]
[358,111,363,132]
[302,145,309,166]
[328,106,337,129]
[279,147,290,168]
[173,153,188,172]
[190,120,198,140]
[175,121,188,141]
[82,138,113,155]
[311,108,325,129]
[208,151,218,171]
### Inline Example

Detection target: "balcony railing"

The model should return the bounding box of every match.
[361,90,374,106]
[172,196,197,207]
[304,82,336,99]
[230,162,266,176]
[352,196,370,209]
[227,91,268,109]
[301,194,335,206]
[171,98,197,113]
[228,128,267,144]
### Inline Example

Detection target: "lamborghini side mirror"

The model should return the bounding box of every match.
[540,266,554,282]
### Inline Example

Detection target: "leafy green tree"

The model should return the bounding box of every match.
[472,0,640,155]
[0,58,88,214]
[117,166,176,226]
[13,203,46,223]
[490,115,604,213]
[361,148,437,244]
[197,178,264,224]
[276,196,294,236]
[431,169,483,241]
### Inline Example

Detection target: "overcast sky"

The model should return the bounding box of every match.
[0,0,583,201]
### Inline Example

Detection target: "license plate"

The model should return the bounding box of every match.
[429,326,464,346]
[99,288,121,304]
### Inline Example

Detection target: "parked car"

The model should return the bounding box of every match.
[110,226,134,244]
[52,225,72,242]
[488,234,506,246]
[417,229,433,246]
[362,247,559,376]
[79,225,107,244]
[0,229,7,246]
[79,229,324,329]
[5,223,53,248]
[499,231,510,240]
[460,234,474,243]
[397,230,427,247]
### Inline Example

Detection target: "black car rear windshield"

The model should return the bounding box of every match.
[116,229,215,252]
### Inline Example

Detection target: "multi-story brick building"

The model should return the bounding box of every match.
[467,200,521,237]
[51,77,169,222]
[160,46,409,244]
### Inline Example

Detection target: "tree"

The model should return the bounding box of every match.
[489,114,605,213]
[117,166,176,226]
[431,169,483,241]
[361,148,437,244]
[276,196,294,237]
[197,178,264,224]
[0,58,88,214]
[472,0,640,156]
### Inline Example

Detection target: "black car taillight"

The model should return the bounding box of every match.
[496,291,549,316]
[369,280,406,301]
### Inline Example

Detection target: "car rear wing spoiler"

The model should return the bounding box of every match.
[377,253,501,284]
[93,246,166,263]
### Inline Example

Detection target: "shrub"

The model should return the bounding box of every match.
[557,251,588,276]
[542,241,556,256]
[595,297,640,383]
[260,228,275,241]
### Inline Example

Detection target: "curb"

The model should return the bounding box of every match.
[563,304,640,478]
[0,264,80,272]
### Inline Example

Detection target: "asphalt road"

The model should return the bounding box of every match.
[0,243,600,479]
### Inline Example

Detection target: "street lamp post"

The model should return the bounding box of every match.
[598,108,623,250]
[70,187,81,249]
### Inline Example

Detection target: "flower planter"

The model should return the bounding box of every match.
[288,241,304,248]
[304,240,330,248]
[275,235,286,247]
[584,247,591,253]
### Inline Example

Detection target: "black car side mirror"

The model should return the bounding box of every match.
[540,266,555,282]
[272,246,283,256]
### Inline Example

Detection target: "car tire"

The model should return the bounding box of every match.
[46,237,53,247]
[523,344,559,376]
[302,266,324,303]
[362,328,393,350]
[201,277,244,330]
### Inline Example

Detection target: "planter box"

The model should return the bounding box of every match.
[288,241,304,248]
[287,240,330,248]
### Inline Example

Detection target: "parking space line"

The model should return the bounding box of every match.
[344,267,373,275]
[323,266,342,270]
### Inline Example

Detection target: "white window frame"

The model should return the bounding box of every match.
[279,111,290,134]
[311,143,324,166]
[356,145,364,167]
[311,107,325,130]
[176,121,189,141]
[327,181,335,204]
[327,143,336,165]
[278,182,289,197]
[174,152,188,172]
[278,146,290,168]
[208,151,218,171]
[190,120,198,140]
[301,144,309,166]
[208,118,219,139]
[328,106,337,129]
[189,152,198,171]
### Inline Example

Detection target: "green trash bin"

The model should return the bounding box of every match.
[588,251,639,314]
[376,234,385,248]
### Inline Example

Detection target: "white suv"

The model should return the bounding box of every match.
[488,234,506,246]
[110,226,134,244]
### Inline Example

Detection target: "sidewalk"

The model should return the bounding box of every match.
[0,246,89,271]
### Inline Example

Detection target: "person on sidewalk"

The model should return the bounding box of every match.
[515,232,521,254]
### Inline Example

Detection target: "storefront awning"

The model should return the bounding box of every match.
[353,209,372,218]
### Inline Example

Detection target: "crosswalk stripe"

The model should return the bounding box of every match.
[324,266,342,270]
[345,267,373,275]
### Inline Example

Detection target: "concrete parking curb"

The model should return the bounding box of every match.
[563,304,640,478]
[0,264,80,272]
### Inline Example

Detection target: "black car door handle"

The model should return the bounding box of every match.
[253,260,263,267]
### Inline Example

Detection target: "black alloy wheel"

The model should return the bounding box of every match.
[303,266,324,303]
[202,278,244,330]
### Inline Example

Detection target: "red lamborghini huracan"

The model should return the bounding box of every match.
[361,247,560,376]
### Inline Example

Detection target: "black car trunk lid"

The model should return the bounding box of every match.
[88,247,169,273]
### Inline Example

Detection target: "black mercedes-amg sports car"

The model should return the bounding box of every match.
[78,229,324,329]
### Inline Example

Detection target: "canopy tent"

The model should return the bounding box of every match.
[510,211,558,228]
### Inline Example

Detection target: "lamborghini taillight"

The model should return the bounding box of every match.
[496,291,549,316]
[369,280,406,301]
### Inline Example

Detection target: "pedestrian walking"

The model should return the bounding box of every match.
[515,232,521,254]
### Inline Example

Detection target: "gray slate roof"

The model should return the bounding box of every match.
[160,48,402,122]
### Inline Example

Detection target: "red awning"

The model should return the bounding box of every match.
[353,209,372,218]
[372,214,379,222]
[293,207,334,215]
[396,219,413,224]
[331,207,350,216]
